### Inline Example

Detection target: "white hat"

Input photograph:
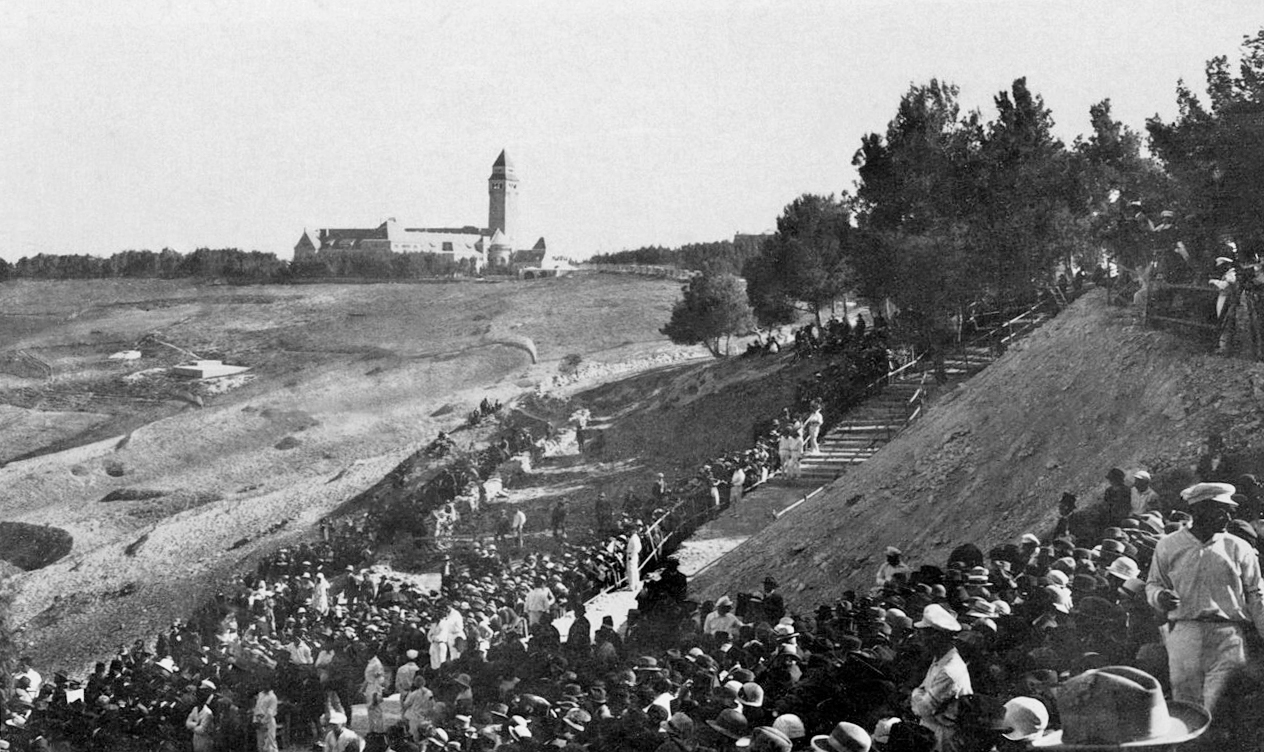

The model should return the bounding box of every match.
[328,711,347,725]
[405,649,419,660]
[1045,570,1070,588]
[884,546,901,556]
[1181,482,1237,506]
[1106,556,1140,582]
[1002,696,1049,741]
[1133,470,1151,482]
[772,713,805,740]
[716,595,733,608]
[913,603,962,632]
[1020,533,1041,545]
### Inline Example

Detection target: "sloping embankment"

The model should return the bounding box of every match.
[693,291,1264,608]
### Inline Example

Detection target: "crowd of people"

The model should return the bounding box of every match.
[10,288,1262,751]
[8,460,1262,752]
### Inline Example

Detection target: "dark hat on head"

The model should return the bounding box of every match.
[751,726,794,752]
[810,721,872,752]
[706,708,750,743]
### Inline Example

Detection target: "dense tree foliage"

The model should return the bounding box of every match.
[1,247,471,282]
[1148,31,1264,261]
[743,194,858,327]
[661,272,756,357]
[589,239,764,277]
[851,78,1098,336]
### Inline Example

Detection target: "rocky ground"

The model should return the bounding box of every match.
[0,275,714,670]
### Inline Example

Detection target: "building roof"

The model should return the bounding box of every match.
[511,249,546,266]
[318,224,390,250]
[294,230,317,252]
[532,237,547,250]
[488,229,510,248]
[405,226,487,236]
[491,149,517,180]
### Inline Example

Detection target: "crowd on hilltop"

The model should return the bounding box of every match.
[8,458,1264,752]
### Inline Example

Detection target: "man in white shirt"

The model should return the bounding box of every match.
[703,596,743,636]
[876,547,912,586]
[511,508,527,549]
[322,711,362,752]
[626,525,644,593]
[729,465,747,509]
[525,580,556,629]
[1130,470,1160,515]
[285,634,313,665]
[910,604,972,752]
[14,657,41,698]
[395,650,420,698]
[1146,482,1264,712]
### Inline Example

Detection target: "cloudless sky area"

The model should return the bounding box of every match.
[3,1,1262,262]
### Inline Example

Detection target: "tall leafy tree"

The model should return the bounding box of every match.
[1148,30,1264,262]
[661,272,756,357]
[973,78,1076,297]
[743,194,857,326]
[1075,99,1181,279]
[851,80,985,328]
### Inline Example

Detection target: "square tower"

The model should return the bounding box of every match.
[488,149,519,246]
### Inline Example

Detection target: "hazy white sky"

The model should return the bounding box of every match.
[3,1,1261,261]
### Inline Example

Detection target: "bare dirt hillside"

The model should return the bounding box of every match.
[692,291,1264,608]
[0,275,700,669]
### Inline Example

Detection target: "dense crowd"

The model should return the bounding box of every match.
[7,459,1260,752]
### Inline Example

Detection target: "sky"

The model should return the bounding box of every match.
[3,1,1262,262]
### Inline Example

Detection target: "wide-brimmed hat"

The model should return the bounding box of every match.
[664,712,695,738]
[1030,666,1209,749]
[1181,482,1237,506]
[1002,696,1049,741]
[914,603,961,632]
[563,708,591,732]
[751,726,794,752]
[811,721,872,752]
[1105,556,1139,581]
[964,597,997,620]
[427,728,450,745]
[706,708,751,745]
[772,714,805,740]
[739,682,765,708]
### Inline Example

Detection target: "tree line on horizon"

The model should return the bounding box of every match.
[0,247,479,283]
[664,29,1264,356]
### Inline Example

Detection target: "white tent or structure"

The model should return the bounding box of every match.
[172,360,250,379]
